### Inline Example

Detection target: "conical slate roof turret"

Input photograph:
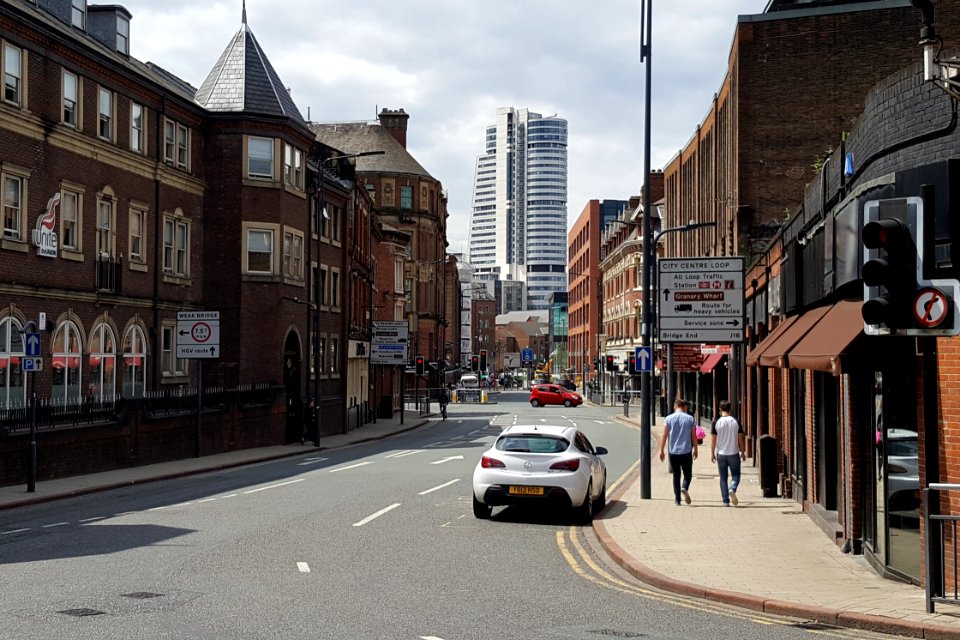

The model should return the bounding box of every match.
[195,15,305,126]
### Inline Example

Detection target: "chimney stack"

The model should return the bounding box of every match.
[378,108,409,148]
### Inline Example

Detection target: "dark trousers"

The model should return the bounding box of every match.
[668,452,693,503]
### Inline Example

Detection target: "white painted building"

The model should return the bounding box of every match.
[468,107,568,312]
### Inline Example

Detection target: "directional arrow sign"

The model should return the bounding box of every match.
[634,346,652,372]
[658,257,745,344]
[430,455,465,465]
[25,333,41,357]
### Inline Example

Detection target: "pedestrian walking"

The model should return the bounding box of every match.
[710,400,746,506]
[658,399,698,505]
[437,387,449,421]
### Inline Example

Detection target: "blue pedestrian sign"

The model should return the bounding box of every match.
[25,333,41,357]
[521,348,534,365]
[634,346,652,372]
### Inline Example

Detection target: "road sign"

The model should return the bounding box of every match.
[370,343,407,365]
[521,348,534,364]
[24,333,41,357]
[177,311,220,359]
[658,257,745,343]
[634,346,652,372]
[22,357,41,371]
[914,288,950,328]
[372,321,409,344]
[503,352,520,368]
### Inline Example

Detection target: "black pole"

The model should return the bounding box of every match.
[27,370,36,493]
[195,359,202,458]
[400,364,405,425]
[639,0,654,499]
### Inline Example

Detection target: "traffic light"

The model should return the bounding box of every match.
[415,356,425,376]
[471,354,479,372]
[479,349,487,371]
[628,355,636,374]
[605,355,615,372]
[862,205,918,332]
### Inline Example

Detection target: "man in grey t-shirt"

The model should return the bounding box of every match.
[710,400,746,506]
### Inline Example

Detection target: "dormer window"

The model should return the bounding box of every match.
[116,17,129,54]
[71,0,85,29]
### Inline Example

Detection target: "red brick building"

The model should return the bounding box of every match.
[0,0,376,482]
[567,201,604,384]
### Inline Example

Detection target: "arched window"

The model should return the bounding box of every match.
[122,325,147,398]
[52,321,82,404]
[89,323,116,402]
[0,317,25,409]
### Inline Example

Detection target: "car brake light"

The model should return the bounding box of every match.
[481,456,506,468]
[550,459,580,471]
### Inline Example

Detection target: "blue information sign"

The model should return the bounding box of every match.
[521,348,534,364]
[634,346,652,372]
[25,333,41,357]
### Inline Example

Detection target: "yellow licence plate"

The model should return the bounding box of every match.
[508,486,544,496]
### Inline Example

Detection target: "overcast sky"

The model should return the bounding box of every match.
[118,0,769,253]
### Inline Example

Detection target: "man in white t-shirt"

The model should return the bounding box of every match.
[710,400,746,506]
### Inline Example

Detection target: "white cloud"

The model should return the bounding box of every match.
[120,0,770,252]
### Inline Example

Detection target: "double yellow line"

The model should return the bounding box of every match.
[555,460,866,638]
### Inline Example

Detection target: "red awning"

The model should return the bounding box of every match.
[52,355,81,369]
[700,353,726,374]
[124,355,143,366]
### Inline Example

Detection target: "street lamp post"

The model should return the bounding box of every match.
[310,150,384,439]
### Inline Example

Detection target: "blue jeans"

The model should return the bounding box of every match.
[717,454,741,504]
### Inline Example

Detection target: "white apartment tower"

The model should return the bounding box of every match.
[468,107,568,312]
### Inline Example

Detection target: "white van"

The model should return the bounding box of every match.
[459,374,479,388]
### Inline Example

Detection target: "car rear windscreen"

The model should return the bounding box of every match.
[496,434,569,453]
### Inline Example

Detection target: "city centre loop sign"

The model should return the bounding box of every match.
[658,257,745,344]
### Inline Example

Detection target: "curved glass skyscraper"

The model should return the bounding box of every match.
[468,107,568,312]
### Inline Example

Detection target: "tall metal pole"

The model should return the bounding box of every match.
[27,370,36,493]
[639,0,654,499]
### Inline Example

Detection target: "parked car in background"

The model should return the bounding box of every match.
[885,428,919,513]
[529,384,582,408]
[558,379,577,391]
[472,424,607,522]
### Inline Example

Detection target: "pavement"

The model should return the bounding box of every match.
[2,403,959,638]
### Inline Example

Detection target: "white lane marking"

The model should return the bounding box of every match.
[418,479,461,495]
[297,457,329,466]
[594,420,605,424]
[171,502,194,507]
[424,441,446,448]
[352,503,401,527]
[570,422,578,428]
[221,494,238,498]
[42,522,68,528]
[329,462,373,473]
[197,498,217,503]
[420,636,446,640]
[79,516,105,523]
[1,528,30,535]
[147,506,168,511]
[385,450,421,458]
[244,478,305,493]
[431,455,464,465]
[114,511,135,516]
[297,562,311,573]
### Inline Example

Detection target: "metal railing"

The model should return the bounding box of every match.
[96,255,122,292]
[0,396,117,434]
[924,484,960,613]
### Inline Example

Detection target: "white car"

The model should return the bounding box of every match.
[472,424,607,522]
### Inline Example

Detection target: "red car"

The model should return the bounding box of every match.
[529,384,583,408]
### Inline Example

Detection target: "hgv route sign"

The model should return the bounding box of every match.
[658,257,745,344]
[176,311,220,359]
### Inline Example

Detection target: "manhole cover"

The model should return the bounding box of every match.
[58,608,105,617]
[121,592,163,599]
[589,631,645,638]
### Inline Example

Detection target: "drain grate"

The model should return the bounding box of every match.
[589,631,645,638]
[791,621,840,630]
[58,608,105,617]
[121,592,163,599]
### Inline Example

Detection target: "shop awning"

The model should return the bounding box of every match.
[745,316,798,367]
[700,353,726,374]
[785,300,865,374]
[758,305,832,368]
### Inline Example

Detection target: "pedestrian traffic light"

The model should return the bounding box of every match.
[415,356,425,376]
[862,207,918,332]
[479,349,487,371]
[471,354,479,372]
[605,355,615,372]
